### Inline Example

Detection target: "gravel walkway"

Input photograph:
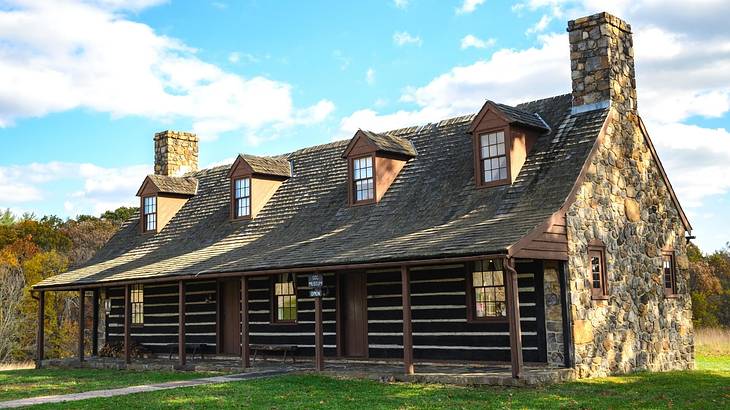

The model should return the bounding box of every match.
[0,370,288,409]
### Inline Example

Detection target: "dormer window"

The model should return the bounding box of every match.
[342,130,416,206]
[228,154,291,220]
[143,196,157,232]
[479,131,508,184]
[234,177,251,218]
[469,100,550,188]
[352,156,375,203]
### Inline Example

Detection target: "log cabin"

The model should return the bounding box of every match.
[33,12,695,380]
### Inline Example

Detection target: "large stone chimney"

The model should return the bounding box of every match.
[154,130,199,176]
[567,12,636,114]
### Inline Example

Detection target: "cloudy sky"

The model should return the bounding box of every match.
[0,0,728,252]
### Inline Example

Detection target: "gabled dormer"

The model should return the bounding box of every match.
[228,154,291,220]
[468,101,550,188]
[342,129,417,206]
[136,174,198,233]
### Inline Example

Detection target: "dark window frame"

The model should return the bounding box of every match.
[663,251,677,297]
[351,154,376,205]
[589,245,608,300]
[233,177,252,219]
[272,273,298,324]
[466,259,508,323]
[131,284,144,326]
[142,196,157,233]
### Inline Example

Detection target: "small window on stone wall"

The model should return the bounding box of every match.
[663,252,677,296]
[589,247,608,300]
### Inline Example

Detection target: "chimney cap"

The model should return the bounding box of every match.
[567,12,632,34]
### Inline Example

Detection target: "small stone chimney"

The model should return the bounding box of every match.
[154,130,199,176]
[567,12,637,114]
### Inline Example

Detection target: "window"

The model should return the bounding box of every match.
[273,274,297,322]
[143,196,157,232]
[590,248,608,299]
[663,252,676,296]
[234,177,251,218]
[131,284,144,325]
[352,156,374,203]
[470,259,507,320]
[479,131,508,184]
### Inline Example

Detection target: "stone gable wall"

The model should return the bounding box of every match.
[566,108,694,378]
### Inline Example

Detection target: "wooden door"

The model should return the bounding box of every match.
[341,272,368,357]
[219,280,241,355]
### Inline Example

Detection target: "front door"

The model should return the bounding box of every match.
[219,279,240,355]
[341,272,368,357]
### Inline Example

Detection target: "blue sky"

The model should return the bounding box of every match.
[1,0,729,252]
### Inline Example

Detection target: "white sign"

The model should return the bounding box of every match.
[308,273,323,289]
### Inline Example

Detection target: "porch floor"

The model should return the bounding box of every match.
[41,356,575,386]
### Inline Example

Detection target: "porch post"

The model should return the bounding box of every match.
[78,290,85,362]
[314,280,324,372]
[178,281,186,367]
[36,291,45,368]
[92,289,99,356]
[401,265,414,375]
[124,284,131,364]
[505,257,523,378]
[240,276,250,368]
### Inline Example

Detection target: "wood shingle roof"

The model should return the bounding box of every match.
[35,94,608,288]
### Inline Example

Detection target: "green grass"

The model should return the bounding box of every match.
[0,368,218,402]
[21,354,729,409]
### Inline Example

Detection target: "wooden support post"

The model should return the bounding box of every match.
[92,289,99,356]
[178,281,186,367]
[240,276,250,368]
[335,272,342,358]
[78,290,85,362]
[124,284,131,365]
[505,258,523,378]
[401,265,414,375]
[36,291,45,368]
[314,292,324,372]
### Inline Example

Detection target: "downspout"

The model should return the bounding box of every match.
[558,261,574,368]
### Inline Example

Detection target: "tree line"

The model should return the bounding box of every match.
[0,206,727,363]
[0,207,135,363]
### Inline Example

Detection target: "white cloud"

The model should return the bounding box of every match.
[228,52,240,63]
[0,0,333,139]
[393,0,409,9]
[393,31,422,47]
[0,162,150,216]
[460,34,496,49]
[456,0,486,15]
[526,14,552,34]
[366,68,376,85]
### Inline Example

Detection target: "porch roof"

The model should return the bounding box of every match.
[35,94,608,289]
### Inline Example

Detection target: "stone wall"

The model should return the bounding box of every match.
[154,130,199,176]
[565,108,694,378]
[543,261,565,366]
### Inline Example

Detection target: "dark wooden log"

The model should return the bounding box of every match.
[401,265,414,375]
[36,291,45,368]
[241,276,250,368]
[505,258,523,378]
[179,281,186,367]
[78,290,85,362]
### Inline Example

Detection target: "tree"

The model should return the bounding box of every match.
[0,266,25,362]
[0,209,14,226]
[100,206,137,226]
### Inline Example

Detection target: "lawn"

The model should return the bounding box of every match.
[0,368,218,402]
[21,354,728,409]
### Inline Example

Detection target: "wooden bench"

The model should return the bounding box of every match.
[168,343,208,360]
[250,344,297,364]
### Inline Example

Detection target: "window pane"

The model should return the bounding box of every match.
[496,132,504,144]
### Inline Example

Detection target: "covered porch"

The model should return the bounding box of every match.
[34,255,573,385]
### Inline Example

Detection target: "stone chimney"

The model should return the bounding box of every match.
[567,12,636,114]
[154,130,199,176]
